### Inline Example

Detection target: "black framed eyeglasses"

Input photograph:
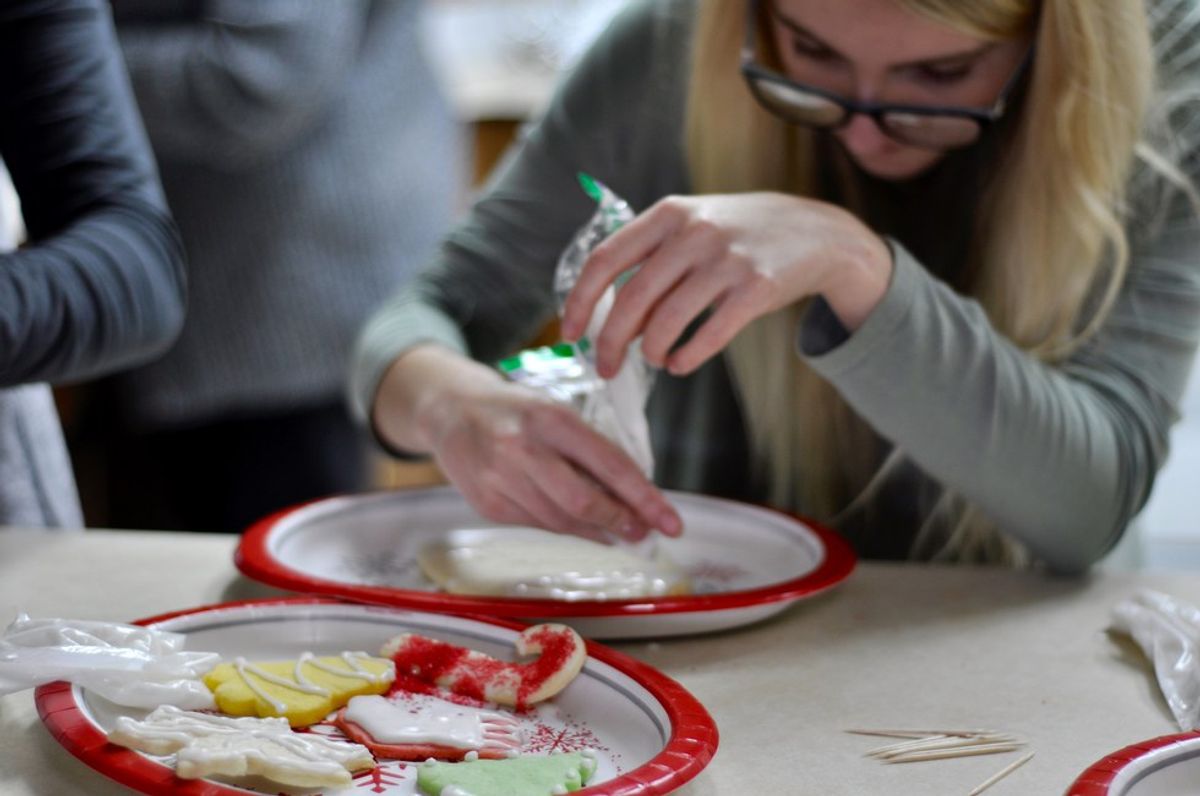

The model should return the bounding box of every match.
[740,0,1034,150]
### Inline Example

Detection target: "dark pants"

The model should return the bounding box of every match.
[79,397,369,534]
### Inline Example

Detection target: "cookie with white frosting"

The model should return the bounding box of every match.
[203,651,394,727]
[107,704,374,788]
[418,527,690,601]
[334,693,522,761]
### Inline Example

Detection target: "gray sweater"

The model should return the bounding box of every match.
[351,0,1200,571]
[113,0,463,426]
[0,0,187,528]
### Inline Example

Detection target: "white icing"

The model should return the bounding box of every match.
[237,656,329,698]
[552,786,567,795]
[440,787,473,796]
[234,658,287,714]
[464,750,479,761]
[345,695,487,748]
[420,528,686,601]
[231,651,393,716]
[306,651,392,683]
[293,653,332,695]
[107,705,372,786]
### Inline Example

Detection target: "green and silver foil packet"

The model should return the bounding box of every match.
[498,174,655,477]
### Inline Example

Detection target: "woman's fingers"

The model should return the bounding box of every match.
[471,487,542,529]
[635,263,742,371]
[532,405,683,537]
[560,199,687,341]
[665,281,771,375]
[592,226,727,377]
[460,434,626,544]
[513,472,619,545]
[526,454,648,541]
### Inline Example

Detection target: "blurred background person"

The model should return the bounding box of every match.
[77,0,465,533]
[0,0,186,529]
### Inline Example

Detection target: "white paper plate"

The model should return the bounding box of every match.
[1069,732,1200,795]
[36,598,717,795]
[235,487,856,638]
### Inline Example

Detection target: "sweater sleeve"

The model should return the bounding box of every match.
[113,0,369,170]
[800,186,1200,572]
[0,0,187,388]
[349,0,690,427]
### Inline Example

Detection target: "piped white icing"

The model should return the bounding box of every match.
[233,658,287,714]
[236,656,330,698]
[306,651,391,683]
[344,694,488,748]
[420,528,686,601]
[107,705,372,786]
[229,651,394,715]
[293,653,332,695]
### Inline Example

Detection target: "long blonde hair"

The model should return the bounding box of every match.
[685,0,1174,563]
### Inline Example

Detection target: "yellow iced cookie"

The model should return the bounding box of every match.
[204,651,395,727]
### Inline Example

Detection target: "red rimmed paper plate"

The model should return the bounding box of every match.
[1068,732,1200,795]
[36,597,717,796]
[235,487,855,638]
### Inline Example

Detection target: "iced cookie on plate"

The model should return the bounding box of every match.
[417,527,690,601]
[416,750,598,796]
[333,693,522,761]
[108,704,374,788]
[204,651,394,727]
[382,624,585,710]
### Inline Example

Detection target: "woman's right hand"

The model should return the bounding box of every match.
[372,345,682,544]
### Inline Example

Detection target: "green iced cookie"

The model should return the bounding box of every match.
[416,751,598,796]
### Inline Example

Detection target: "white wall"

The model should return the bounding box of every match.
[421,0,625,121]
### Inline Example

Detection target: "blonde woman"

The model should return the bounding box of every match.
[353,0,1200,572]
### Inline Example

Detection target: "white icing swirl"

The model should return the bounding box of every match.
[306,651,392,683]
[345,695,487,748]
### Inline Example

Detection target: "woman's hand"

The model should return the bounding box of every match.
[560,193,893,378]
[373,345,682,544]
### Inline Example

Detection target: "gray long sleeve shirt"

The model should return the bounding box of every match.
[351,0,1200,571]
[0,0,187,527]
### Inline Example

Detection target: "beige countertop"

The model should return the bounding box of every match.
[0,528,1195,795]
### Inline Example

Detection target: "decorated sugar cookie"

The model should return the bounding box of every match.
[107,704,374,788]
[416,750,598,796]
[203,651,394,727]
[418,527,691,600]
[381,624,586,709]
[334,693,522,761]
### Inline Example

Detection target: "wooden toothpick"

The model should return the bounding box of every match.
[846,728,995,739]
[884,742,1024,764]
[870,734,1019,760]
[967,752,1035,795]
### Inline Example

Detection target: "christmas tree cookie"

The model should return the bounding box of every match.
[416,750,598,796]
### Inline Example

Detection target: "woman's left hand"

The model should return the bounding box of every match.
[560,192,893,378]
